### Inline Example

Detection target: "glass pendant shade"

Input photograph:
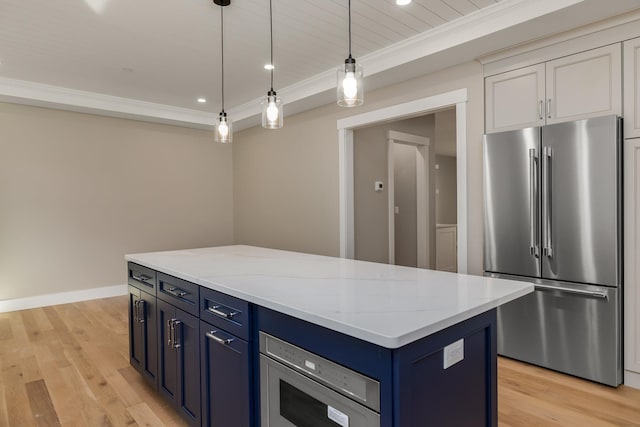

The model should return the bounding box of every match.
[262,91,283,129]
[337,57,363,107]
[215,112,232,143]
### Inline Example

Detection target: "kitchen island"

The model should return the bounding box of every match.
[125,245,532,427]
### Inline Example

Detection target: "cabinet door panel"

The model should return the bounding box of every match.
[129,286,143,373]
[140,290,158,388]
[624,38,640,138]
[157,299,178,405]
[625,138,640,374]
[176,310,200,426]
[485,64,545,133]
[546,44,621,124]
[200,321,251,427]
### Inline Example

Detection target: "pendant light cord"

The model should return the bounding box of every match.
[220,5,225,112]
[348,0,352,58]
[270,0,274,91]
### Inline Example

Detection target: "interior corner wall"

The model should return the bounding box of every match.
[0,103,234,300]
[233,60,485,275]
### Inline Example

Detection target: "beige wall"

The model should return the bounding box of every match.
[0,103,234,300]
[234,59,485,274]
[352,115,434,265]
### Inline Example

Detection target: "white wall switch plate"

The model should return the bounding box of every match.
[443,338,464,369]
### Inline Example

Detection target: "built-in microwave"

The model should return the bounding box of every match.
[259,332,380,427]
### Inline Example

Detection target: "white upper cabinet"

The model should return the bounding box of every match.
[546,44,622,124]
[485,64,545,133]
[624,37,640,138]
[485,44,622,133]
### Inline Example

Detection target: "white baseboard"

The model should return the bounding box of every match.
[0,284,128,313]
[625,370,640,390]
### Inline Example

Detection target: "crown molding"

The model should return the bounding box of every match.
[0,0,584,131]
[0,77,215,129]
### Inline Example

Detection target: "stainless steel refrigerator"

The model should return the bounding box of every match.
[483,115,622,386]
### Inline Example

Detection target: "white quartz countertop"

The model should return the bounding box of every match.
[125,245,532,348]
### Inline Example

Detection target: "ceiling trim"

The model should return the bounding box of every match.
[0,0,584,131]
[0,76,215,129]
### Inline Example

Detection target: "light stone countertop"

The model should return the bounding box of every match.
[125,245,532,348]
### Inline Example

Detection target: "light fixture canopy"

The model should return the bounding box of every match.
[337,0,363,107]
[261,0,283,129]
[214,0,232,143]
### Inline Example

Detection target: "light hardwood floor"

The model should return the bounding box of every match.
[1,296,639,426]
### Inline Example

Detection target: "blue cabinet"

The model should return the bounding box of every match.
[157,298,201,427]
[128,285,158,389]
[200,321,252,427]
[128,262,498,427]
[257,306,497,427]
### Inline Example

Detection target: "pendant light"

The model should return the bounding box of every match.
[261,0,283,129]
[337,0,363,107]
[214,0,232,143]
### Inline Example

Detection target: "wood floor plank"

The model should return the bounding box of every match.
[0,317,13,340]
[25,379,61,427]
[498,357,640,426]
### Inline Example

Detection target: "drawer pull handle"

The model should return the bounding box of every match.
[132,274,152,283]
[206,331,235,345]
[166,287,188,298]
[208,305,238,319]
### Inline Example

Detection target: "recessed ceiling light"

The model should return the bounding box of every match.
[264,64,274,70]
[197,97,207,103]
[396,0,411,5]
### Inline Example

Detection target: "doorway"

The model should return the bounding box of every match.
[388,131,430,268]
[337,89,468,273]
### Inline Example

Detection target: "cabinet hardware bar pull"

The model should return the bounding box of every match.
[172,320,182,349]
[133,300,139,322]
[208,305,238,319]
[166,287,188,297]
[206,331,235,345]
[547,98,552,119]
[132,274,151,283]
[137,300,145,323]
[538,100,543,120]
[168,319,174,348]
[535,284,608,299]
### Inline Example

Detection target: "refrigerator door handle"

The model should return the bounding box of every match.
[534,283,608,299]
[543,147,553,258]
[529,148,539,257]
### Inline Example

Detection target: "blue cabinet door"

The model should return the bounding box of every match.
[200,320,251,427]
[129,286,158,389]
[157,299,201,427]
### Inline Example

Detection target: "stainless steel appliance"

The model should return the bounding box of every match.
[259,332,380,427]
[483,115,622,386]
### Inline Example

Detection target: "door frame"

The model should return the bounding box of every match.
[337,88,468,273]
[387,131,430,268]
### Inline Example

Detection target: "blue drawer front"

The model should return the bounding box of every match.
[200,287,250,341]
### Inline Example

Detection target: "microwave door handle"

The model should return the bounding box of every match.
[529,149,539,257]
[543,147,553,258]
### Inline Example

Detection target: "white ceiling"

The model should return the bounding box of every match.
[1,0,639,131]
